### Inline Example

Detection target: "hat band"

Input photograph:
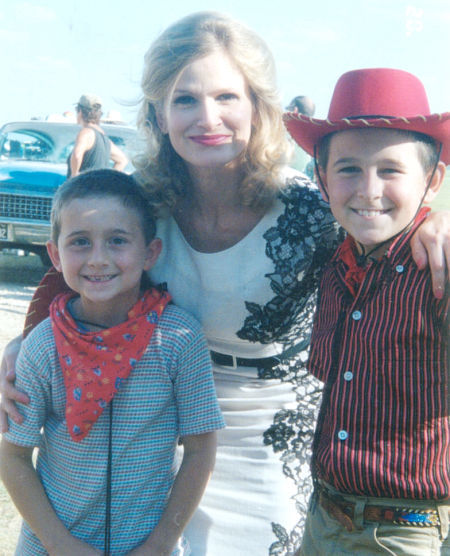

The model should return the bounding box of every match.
[346,114,394,120]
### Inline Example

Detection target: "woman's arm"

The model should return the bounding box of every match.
[410,210,450,298]
[70,128,95,177]
[0,439,101,555]
[109,141,128,172]
[127,431,217,556]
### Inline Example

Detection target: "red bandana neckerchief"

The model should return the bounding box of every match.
[338,236,367,297]
[50,288,171,442]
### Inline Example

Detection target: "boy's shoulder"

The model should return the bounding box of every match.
[21,316,55,353]
[22,303,203,347]
[158,302,204,340]
[16,317,58,382]
[327,233,441,306]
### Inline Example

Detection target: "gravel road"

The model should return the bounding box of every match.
[0,252,48,555]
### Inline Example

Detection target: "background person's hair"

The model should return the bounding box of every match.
[51,169,157,243]
[135,11,291,211]
[287,96,315,117]
[76,104,102,124]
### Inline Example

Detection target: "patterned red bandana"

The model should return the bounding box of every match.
[50,288,171,442]
[338,236,367,297]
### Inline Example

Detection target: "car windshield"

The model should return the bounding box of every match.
[0,124,138,166]
[0,129,59,162]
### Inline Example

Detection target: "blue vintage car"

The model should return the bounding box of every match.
[0,120,137,263]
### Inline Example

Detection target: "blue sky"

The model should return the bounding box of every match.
[0,0,449,125]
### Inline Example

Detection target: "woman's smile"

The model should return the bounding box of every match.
[189,134,231,146]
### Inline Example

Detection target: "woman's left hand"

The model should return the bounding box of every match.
[410,210,450,298]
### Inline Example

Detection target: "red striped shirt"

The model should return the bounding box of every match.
[308,216,449,500]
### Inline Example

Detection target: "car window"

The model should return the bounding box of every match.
[59,141,74,163]
[109,135,126,147]
[0,124,138,169]
[0,130,55,162]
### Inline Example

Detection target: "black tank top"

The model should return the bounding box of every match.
[67,128,111,177]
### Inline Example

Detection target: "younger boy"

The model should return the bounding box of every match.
[285,68,449,554]
[0,169,225,555]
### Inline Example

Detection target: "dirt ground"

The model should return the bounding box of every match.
[0,252,48,555]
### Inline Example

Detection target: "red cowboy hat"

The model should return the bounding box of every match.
[283,68,450,165]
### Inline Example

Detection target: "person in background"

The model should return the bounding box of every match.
[286,95,316,179]
[0,169,224,555]
[1,13,450,556]
[68,93,128,177]
[286,95,316,117]
[285,67,449,555]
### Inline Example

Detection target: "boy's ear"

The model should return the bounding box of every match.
[46,240,63,272]
[423,161,446,204]
[143,238,163,271]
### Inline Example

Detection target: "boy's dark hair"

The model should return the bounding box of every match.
[76,104,102,124]
[51,169,157,243]
[317,129,440,173]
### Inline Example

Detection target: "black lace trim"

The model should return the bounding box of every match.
[236,176,342,554]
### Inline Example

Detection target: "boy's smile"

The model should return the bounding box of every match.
[322,128,443,258]
[47,196,160,328]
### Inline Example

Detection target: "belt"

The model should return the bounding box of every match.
[210,338,310,370]
[318,487,441,533]
[210,351,281,369]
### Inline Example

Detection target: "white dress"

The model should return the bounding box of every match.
[149,174,340,555]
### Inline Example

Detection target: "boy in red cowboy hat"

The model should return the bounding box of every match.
[285,68,449,555]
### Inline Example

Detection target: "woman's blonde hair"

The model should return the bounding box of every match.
[135,11,291,210]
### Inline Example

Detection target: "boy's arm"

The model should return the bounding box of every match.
[0,439,101,556]
[128,431,217,556]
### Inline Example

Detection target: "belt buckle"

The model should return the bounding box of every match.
[229,355,238,370]
[394,509,440,527]
[364,505,441,528]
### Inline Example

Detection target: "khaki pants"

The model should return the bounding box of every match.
[299,485,450,556]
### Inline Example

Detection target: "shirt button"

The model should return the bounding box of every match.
[343,371,353,381]
[338,430,348,440]
[352,310,362,321]
[396,265,404,273]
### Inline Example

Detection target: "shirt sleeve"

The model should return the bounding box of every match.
[165,312,225,437]
[3,323,54,447]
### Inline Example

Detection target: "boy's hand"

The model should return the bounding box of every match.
[411,210,450,299]
[0,335,30,432]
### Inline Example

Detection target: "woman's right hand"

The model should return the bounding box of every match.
[0,335,29,432]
